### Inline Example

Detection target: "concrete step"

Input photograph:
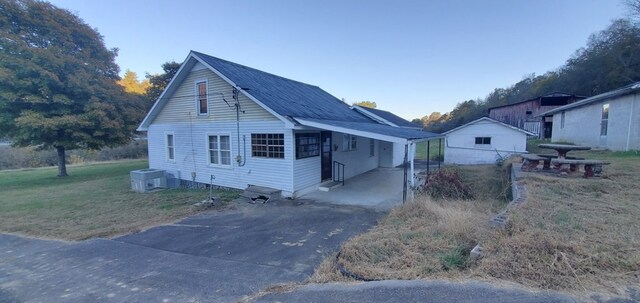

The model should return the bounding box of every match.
[240,185,281,203]
[318,181,343,192]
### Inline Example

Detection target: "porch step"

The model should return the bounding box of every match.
[240,185,281,203]
[318,181,343,192]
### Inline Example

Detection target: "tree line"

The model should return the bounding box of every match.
[417,4,640,133]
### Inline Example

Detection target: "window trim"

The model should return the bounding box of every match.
[251,133,285,159]
[474,137,491,145]
[206,133,233,168]
[165,132,175,162]
[295,133,320,159]
[342,134,357,151]
[195,79,209,115]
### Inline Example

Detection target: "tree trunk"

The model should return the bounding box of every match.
[56,146,68,177]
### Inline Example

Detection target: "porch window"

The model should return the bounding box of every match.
[166,133,175,161]
[475,137,491,145]
[600,103,609,136]
[369,138,375,157]
[208,135,231,166]
[295,133,319,159]
[342,134,357,151]
[196,80,208,115]
[252,133,285,159]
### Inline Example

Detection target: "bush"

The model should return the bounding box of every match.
[423,168,474,200]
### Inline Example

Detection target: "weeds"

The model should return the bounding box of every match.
[423,168,474,200]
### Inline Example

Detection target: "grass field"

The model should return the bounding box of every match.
[0,160,239,240]
[312,148,640,298]
[414,139,445,161]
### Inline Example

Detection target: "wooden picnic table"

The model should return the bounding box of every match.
[538,143,591,159]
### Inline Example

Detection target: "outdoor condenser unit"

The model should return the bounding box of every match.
[130,169,167,193]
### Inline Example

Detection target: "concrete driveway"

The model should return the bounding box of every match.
[0,199,382,303]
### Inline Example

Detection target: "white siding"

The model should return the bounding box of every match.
[331,132,380,179]
[444,121,527,165]
[379,142,407,168]
[147,121,294,194]
[552,94,640,151]
[292,131,322,193]
[153,66,278,124]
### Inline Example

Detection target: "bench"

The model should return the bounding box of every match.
[550,159,611,178]
[537,154,585,170]
[520,154,547,171]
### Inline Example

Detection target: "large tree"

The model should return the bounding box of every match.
[118,70,150,95]
[352,101,377,108]
[0,0,143,176]
[144,61,181,109]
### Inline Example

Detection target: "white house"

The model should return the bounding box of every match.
[351,105,422,168]
[542,82,640,151]
[137,51,440,197]
[443,117,534,165]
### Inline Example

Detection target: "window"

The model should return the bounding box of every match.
[600,103,609,136]
[475,137,491,145]
[526,110,532,115]
[208,135,231,166]
[342,134,357,151]
[295,133,319,159]
[166,133,175,161]
[560,111,565,129]
[252,133,285,159]
[369,138,375,157]
[196,81,208,114]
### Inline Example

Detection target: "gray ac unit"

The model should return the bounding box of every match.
[130,169,167,193]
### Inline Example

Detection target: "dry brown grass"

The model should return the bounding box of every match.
[313,152,640,299]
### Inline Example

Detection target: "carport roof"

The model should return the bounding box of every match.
[294,118,442,144]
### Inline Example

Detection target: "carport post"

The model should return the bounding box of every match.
[426,140,430,176]
[438,138,442,169]
[409,142,415,187]
[403,143,408,203]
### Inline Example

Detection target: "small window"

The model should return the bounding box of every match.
[526,110,532,116]
[166,133,175,161]
[342,134,357,151]
[561,111,565,129]
[196,81,208,114]
[295,133,319,159]
[208,135,231,166]
[475,137,491,145]
[369,138,375,157]
[252,133,285,159]
[600,103,609,136]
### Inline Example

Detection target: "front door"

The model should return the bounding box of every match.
[321,131,332,181]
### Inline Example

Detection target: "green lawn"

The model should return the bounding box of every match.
[0,160,239,240]
[415,139,445,161]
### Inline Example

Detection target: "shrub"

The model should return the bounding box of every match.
[424,168,474,200]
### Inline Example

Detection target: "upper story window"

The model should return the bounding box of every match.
[196,80,208,115]
[343,134,357,151]
[295,133,319,159]
[475,137,491,145]
[166,133,175,161]
[252,133,285,159]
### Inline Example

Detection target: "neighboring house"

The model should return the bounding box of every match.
[542,82,640,151]
[137,51,440,197]
[488,93,584,138]
[443,117,534,165]
[351,105,422,167]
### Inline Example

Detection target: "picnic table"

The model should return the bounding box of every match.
[538,143,591,159]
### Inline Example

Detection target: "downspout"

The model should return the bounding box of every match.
[626,93,637,151]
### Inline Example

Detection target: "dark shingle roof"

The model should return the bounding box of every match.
[297,118,441,141]
[355,106,420,128]
[193,51,371,122]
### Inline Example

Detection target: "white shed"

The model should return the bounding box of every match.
[443,117,534,165]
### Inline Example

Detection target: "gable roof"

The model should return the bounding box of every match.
[442,117,536,136]
[541,82,640,116]
[352,106,421,128]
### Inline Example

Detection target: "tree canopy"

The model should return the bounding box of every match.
[144,61,181,109]
[0,0,144,176]
[352,101,377,108]
[118,70,150,95]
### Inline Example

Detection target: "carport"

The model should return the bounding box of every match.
[293,118,443,204]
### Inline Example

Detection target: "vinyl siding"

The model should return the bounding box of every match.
[292,130,322,192]
[331,132,380,180]
[153,64,278,124]
[552,94,640,151]
[147,121,293,193]
[444,121,527,165]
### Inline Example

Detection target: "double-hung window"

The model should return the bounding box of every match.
[342,134,357,151]
[600,103,609,136]
[208,135,231,166]
[196,80,208,115]
[166,133,175,161]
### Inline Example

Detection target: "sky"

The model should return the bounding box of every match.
[49,0,627,120]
